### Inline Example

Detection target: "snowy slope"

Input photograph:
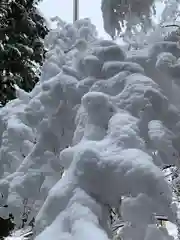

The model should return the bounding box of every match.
[1,17,180,240]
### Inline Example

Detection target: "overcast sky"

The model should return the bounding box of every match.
[39,0,109,38]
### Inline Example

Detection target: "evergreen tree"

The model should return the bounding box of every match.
[0,214,15,239]
[0,0,49,105]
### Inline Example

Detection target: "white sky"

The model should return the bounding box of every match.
[39,0,109,38]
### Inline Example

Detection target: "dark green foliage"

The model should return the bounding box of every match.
[0,214,15,239]
[0,0,49,105]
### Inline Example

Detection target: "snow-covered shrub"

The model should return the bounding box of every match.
[0,17,180,240]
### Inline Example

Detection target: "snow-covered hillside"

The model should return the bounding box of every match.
[1,18,180,240]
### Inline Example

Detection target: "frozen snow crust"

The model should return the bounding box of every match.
[0,18,180,239]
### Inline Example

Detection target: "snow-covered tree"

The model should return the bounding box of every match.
[101,0,156,39]
[0,15,180,240]
[0,0,49,105]
[101,0,180,47]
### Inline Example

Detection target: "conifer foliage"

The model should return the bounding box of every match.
[0,0,49,105]
[0,214,15,239]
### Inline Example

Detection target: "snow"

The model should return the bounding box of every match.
[93,45,126,63]
[1,17,180,240]
[101,61,144,79]
[166,222,178,239]
[5,227,33,240]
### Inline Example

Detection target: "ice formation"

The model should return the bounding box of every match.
[0,17,180,240]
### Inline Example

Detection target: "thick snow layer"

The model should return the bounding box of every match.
[1,18,180,240]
